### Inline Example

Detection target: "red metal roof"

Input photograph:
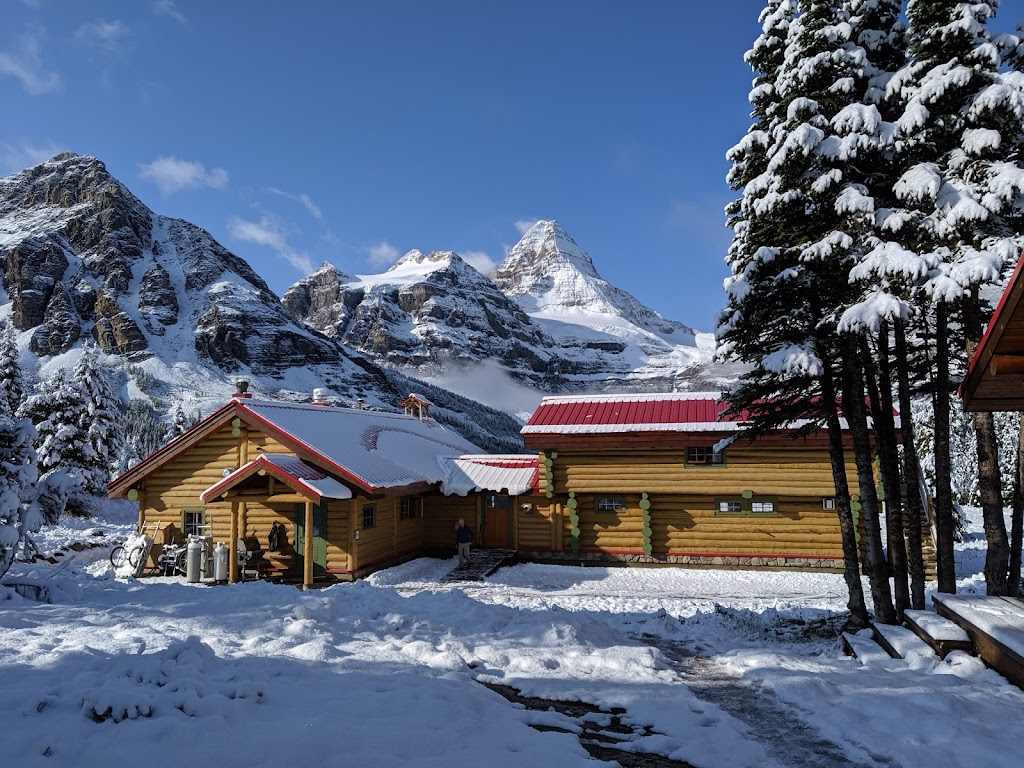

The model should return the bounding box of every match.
[523,393,736,433]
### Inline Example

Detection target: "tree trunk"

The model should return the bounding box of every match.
[863,328,910,615]
[934,302,957,594]
[962,291,1010,596]
[841,334,897,624]
[820,362,870,628]
[894,317,927,610]
[971,410,1010,594]
[1010,413,1024,597]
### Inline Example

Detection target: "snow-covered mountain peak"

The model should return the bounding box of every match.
[496,220,601,296]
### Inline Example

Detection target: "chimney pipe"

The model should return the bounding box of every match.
[233,380,252,399]
[312,387,330,406]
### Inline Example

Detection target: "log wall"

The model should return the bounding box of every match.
[423,494,478,551]
[525,445,865,568]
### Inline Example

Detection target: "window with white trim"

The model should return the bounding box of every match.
[595,496,626,514]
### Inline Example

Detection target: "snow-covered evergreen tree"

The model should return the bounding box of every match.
[72,343,125,494]
[0,414,41,579]
[19,368,90,522]
[0,321,25,418]
[891,0,1024,594]
[120,399,167,471]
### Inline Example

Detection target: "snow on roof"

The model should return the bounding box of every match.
[239,400,481,491]
[521,392,739,434]
[200,453,353,504]
[440,455,538,496]
[401,393,435,407]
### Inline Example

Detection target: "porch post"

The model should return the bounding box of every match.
[229,500,239,584]
[303,500,314,590]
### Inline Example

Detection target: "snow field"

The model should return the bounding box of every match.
[1,505,1021,768]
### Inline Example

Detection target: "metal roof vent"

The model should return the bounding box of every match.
[233,380,252,399]
[312,388,331,406]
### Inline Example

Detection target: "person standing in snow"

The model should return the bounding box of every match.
[455,518,473,566]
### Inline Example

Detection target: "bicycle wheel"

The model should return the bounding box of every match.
[110,545,128,569]
[128,545,145,569]
[174,549,187,575]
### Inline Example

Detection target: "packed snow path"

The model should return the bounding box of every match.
[643,635,900,768]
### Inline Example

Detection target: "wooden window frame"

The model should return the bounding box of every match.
[715,497,779,517]
[181,507,207,537]
[822,497,836,510]
[594,495,626,514]
[362,503,377,529]
[715,498,745,516]
[400,497,422,520]
[686,446,726,467]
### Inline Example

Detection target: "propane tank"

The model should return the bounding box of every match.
[186,537,202,583]
[213,541,229,584]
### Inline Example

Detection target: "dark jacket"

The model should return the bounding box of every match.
[456,524,473,544]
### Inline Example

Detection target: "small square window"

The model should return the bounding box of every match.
[822,497,836,510]
[400,497,421,520]
[595,496,625,513]
[182,508,206,536]
[362,504,377,529]
[718,500,743,514]
[486,494,510,509]
[687,447,725,465]
[751,501,776,514]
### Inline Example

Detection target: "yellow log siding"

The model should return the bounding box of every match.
[351,497,396,571]
[326,500,351,572]
[546,446,859,498]
[524,444,864,567]
[422,494,478,550]
[517,501,562,551]
[565,494,842,559]
[397,500,424,559]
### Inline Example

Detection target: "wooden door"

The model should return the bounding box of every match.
[294,503,328,573]
[484,494,511,548]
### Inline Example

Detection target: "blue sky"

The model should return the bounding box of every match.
[2,1,1021,333]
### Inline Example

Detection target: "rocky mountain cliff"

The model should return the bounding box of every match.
[285,220,718,393]
[0,154,524,452]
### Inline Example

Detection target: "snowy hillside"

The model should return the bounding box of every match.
[0,154,524,452]
[285,220,722,401]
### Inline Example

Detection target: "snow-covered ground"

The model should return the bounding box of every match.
[1,508,1021,768]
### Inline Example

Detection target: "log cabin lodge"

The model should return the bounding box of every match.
[107,387,879,587]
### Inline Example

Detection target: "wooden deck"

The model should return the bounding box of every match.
[933,594,1024,689]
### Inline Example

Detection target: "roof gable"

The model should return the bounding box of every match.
[109,397,485,498]
[962,252,1024,411]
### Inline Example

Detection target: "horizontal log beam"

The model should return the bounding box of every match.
[990,354,1024,375]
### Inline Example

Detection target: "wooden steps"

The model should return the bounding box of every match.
[842,631,896,664]
[842,597,1024,692]
[933,594,1024,690]
[441,548,517,583]
[870,621,935,661]
[903,609,973,658]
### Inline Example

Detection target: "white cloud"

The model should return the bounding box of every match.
[0,31,61,94]
[75,20,131,52]
[514,218,541,236]
[139,155,229,195]
[229,216,313,275]
[0,140,65,175]
[460,250,498,277]
[267,188,322,220]
[152,0,186,24]
[368,241,400,267]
